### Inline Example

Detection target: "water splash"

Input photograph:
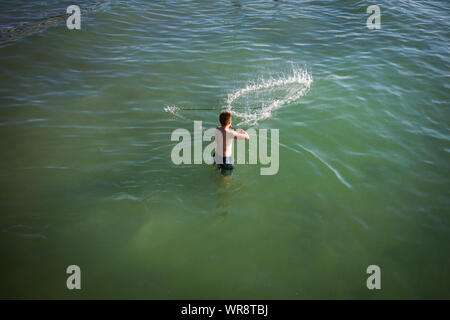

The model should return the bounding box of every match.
[164,66,313,126]
[164,105,180,116]
[164,105,188,120]
[226,67,313,126]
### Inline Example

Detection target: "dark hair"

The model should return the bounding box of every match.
[219,111,232,127]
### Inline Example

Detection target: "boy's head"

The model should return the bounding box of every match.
[219,111,232,127]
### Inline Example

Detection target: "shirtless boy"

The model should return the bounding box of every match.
[214,111,249,172]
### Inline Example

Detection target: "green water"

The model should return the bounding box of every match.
[0,0,449,299]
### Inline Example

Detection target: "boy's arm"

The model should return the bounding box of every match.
[233,129,249,140]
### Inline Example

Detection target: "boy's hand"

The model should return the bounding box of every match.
[236,129,249,140]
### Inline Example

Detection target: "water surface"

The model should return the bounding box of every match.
[0,0,449,299]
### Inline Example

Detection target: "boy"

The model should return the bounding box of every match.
[214,111,249,173]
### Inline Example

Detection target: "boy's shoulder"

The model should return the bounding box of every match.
[215,127,238,136]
